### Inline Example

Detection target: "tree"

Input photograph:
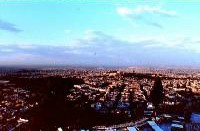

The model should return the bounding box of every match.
[150,76,164,110]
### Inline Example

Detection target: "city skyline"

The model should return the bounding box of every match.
[0,0,200,66]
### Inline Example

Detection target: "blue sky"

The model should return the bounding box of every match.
[0,0,200,66]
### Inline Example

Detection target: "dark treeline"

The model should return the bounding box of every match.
[123,72,200,80]
[123,73,153,79]
[3,76,136,130]
[9,77,84,93]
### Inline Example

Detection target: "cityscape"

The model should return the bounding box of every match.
[0,66,200,130]
[1,0,200,131]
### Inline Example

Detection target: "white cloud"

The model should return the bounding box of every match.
[117,5,178,28]
[117,7,132,16]
[17,44,36,49]
[117,5,177,17]
[64,29,71,34]
[0,48,14,53]
[0,31,200,66]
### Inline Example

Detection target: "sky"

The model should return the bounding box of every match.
[0,0,200,66]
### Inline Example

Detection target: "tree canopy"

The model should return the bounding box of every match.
[150,76,164,108]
